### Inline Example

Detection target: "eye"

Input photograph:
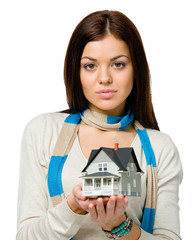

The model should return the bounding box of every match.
[84,64,96,70]
[113,62,125,69]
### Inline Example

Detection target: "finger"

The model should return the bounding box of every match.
[116,194,125,207]
[78,183,87,200]
[89,203,97,221]
[105,195,116,218]
[102,196,109,204]
[115,194,126,215]
[73,183,87,201]
[124,196,128,209]
[96,197,106,221]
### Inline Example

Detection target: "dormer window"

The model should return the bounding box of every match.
[98,163,108,172]
[130,163,134,171]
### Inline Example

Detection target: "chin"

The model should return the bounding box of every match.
[89,99,126,115]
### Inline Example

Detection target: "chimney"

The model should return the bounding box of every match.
[114,143,119,150]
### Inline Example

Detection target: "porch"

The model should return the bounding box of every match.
[82,173,120,196]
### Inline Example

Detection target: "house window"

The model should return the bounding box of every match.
[98,163,107,172]
[103,163,107,171]
[133,179,136,187]
[127,166,131,176]
[127,183,131,195]
[98,163,102,171]
[130,163,134,171]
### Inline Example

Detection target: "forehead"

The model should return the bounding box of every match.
[81,34,130,59]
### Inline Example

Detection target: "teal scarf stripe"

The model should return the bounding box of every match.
[137,129,157,233]
[141,208,155,233]
[107,115,122,124]
[64,108,87,125]
[64,112,81,125]
[48,155,68,197]
[136,129,157,167]
[106,109,134,130]
[119,111,134,130]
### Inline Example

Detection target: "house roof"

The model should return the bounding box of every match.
[81,172,119,178]
[81,147,143,173]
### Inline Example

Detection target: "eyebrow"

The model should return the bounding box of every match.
[81,55,129,62]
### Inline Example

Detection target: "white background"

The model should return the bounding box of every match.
[0,0,194,239]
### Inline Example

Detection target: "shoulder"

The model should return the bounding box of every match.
[146,128,175,150]
[146,128,178,160]
[23,112,69,135]
[146,129,182,179]
[134,120,175,151]
[135,121,181,168]
[134,120,176,152]
[21,112,70,167]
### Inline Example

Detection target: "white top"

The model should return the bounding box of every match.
[16,112,183,240]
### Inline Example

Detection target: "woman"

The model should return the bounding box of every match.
[17,10,183,239]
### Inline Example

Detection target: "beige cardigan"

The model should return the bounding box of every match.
[17,112,183,240]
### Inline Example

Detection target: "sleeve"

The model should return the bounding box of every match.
[16,115,86,240]
[139,134,183,240]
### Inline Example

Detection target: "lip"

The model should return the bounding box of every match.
[96,89,117,99]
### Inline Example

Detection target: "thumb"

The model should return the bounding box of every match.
[73,183,87,201]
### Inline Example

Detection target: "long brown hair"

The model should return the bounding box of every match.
[63,10,159,130]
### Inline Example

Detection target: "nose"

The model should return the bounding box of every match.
[98,66,112,84]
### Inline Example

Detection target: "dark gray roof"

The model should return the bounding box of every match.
[81,147,143,173]
[81,172,119,178]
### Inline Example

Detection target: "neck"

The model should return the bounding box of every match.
[88,106,127,117]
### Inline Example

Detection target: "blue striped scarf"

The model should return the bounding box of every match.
[47,109,157,234]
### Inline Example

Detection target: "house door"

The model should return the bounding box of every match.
[127,183,131,195]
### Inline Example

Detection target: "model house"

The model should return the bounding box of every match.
[81,143,144,197]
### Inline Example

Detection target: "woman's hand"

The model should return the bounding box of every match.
[88,194,128,231]
[67,182,128,231]
[67,183,108,214]
[67,184,140,239]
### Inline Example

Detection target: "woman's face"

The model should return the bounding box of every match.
[80,34,134,116]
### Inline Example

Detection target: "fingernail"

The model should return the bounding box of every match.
[89,203,93,209]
